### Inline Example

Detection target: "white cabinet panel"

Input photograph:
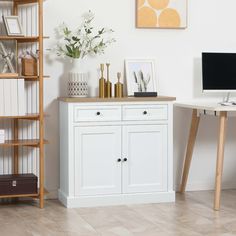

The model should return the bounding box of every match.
[74,106,121,122]
[122,125,168,193]
[74,126,122,196]
[123,105,168,121]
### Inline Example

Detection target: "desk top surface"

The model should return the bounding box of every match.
[175,100,236,111]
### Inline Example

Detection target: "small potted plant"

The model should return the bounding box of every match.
[52,11,115,97]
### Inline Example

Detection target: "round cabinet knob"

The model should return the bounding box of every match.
[123,158,128,162]
[117,158,122,162]
[143,111,148,115]
[96,112,101,116]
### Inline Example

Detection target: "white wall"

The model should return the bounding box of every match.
[43,0,236,196]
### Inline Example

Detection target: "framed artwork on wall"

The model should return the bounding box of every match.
[136,0,187,29]
[2,16,24,36]
[125,59,157,96]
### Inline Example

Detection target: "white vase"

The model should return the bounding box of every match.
[68,58,89,98]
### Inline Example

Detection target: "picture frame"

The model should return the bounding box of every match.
[0,41,16,73]
[136,0,188,29]
[125,59,157,96]
[2,16,24,36]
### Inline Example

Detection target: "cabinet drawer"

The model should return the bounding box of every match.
[74,106,122,122]
[123,105,168,121]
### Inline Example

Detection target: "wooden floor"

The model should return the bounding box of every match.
[1,190,236,236]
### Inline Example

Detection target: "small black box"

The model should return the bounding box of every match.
[0,174,38,196]
[134,92,158,97]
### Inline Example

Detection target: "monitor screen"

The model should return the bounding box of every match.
[202,52,236,91]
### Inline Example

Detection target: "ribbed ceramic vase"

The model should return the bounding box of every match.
[68,59,89,97]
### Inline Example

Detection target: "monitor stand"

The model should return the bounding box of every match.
[219,93,236,106]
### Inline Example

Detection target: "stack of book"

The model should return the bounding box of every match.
[0,79,25,116]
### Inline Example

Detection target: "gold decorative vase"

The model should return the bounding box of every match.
[99,64,106,98]
[105,63,112,98]
[115,72,124,98]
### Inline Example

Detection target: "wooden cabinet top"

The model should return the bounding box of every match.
[58,96,176,103]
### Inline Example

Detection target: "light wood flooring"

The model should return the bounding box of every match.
[1,190,236,236]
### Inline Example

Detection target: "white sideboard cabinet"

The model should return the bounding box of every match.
[59,97,176,208]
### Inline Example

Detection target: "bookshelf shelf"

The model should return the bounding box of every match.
[0,113,44,120]
[0,188,49,199]
[0,36,49,43]
[0,139,49,147]
[0,0,46,208]
[1,0,38,3]
[0,73,19,78]
[0,74,50,80]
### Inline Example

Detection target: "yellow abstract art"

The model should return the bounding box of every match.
[136,0,187,28]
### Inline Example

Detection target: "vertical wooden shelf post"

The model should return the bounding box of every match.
[39,0,45,209]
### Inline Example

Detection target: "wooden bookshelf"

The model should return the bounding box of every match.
[0,0,47,208]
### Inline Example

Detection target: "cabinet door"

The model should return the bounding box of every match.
[122,125,168,193]
[74,126,122,196]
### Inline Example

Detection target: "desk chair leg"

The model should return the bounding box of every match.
[180,109,200,193]
[214,111,227,211]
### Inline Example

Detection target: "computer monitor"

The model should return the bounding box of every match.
[202,52,236,93]
[202,52,236,92]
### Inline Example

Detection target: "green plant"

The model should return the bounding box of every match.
[52,11,115,59]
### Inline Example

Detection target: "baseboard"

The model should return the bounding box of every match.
[175,182,236,192]
[58,190,175,208]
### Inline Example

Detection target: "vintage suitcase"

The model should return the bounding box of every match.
[0,174,38,196]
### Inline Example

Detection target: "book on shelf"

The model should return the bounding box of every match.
[0,79,25,116]
[11,79,18,115]
[17,79,25,116]
[3,79,12,116]
[0,80,4,116]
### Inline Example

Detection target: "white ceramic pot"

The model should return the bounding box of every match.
[68,59,89,97]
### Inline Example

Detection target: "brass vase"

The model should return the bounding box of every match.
[105,63,112,98]
[99,64,106,98]
[115,72,124,98]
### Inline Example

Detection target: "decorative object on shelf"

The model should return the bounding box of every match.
[19,50,38,76]
[125,59,157,96]
[99,63,106,98]
[68,64,89,98]
[136,0,187,29]
[115,72,124,98]
[68,59,88,97]
[0,130,5,144]
[134,92,158,97]
[105,63,112,98]
[2,15,24,36]
[51,11,115,97]
[0,174,37,196]
[0,42,15,73]
[52,11,115,59]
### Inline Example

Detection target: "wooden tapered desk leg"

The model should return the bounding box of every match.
[214,111,227,211]
[180,109,200,193]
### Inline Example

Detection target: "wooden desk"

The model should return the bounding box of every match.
[175,101,236,211]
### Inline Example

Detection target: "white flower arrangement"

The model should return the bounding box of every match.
[52,11,115,59]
